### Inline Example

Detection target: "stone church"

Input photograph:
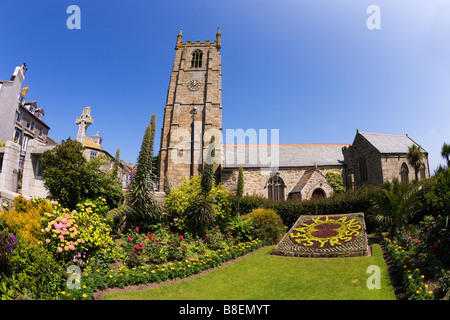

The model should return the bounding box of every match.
[158,29,430,200]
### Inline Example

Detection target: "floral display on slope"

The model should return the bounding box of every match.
[272,213,370,257]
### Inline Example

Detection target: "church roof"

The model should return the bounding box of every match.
[84,137,103,150]
[223,144,349,168]
[359,132,426,154]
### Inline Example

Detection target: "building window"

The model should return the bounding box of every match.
[0,154,3,172]
[26,120,31,129]
[13,129,22,144]
[90,151,98,160]
[30,121,35,131]
[400,162,409,183]
[16,110,22,122]
[22,136,29,152]
[36,158,44,177]
[358,156,368,184]
[191,49,203,68]
[267,174,285,201]
[39,126,43,136]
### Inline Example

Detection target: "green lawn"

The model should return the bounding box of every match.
[103,244,396,300]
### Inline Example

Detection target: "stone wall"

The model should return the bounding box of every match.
[342,133,383,187]
[221,166,344,200]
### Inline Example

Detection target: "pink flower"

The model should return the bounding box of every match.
[415,240,420,244]
[57,247,63,253]
[179,235,184,241]
[228,234,232,237]
[206,234,209,237]
[432,243,438,249]
[408,237,412,242]
[45,239,50,244]
[135,244,140,250]
[140,242,144,247]
[143,235,147,239]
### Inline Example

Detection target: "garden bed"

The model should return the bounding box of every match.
[271,213,370,258]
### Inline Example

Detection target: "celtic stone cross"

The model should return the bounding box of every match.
[76,107,94,144]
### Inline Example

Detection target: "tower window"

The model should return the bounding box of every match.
[191,49,203,68]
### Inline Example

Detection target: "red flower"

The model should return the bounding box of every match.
[151,237,155,241]
[155,241,158,244]
[127,237,131,241]
[179,235,184,241]
[148,233,153,237]
[206,234,209,237]
[143,235,147,239]
[132,249,135,253]
[408,237,412,242]
[415,240,420,244]
[135,244,140,250]
[135,227,139,230]
[140,242,144,247]
[432,243,438,249]
[228,234,232,237]
[215,226,218,230]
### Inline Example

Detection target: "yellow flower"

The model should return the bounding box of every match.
[408,276,412,279]
[421,275,425,279]
[82,294,87,299]
[425,284,428,289]
[428,291,433,295]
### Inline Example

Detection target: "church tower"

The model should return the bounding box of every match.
[158,28,223,190]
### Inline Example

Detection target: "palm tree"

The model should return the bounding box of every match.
[369,179,421,236]
[407,144,425,181]
[441,142,450,167]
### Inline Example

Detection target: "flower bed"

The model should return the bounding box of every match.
[383,237,434,300]
[57,239,264,300]
[272,213,370,257]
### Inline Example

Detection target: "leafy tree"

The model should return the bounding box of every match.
[407,144,425,181]
[41,139,123,210]
[441,142,450,167]
[87,154,123,209]
[126,115,161,231]
[425,167,450,216]
[41,139,90,209]
[368,179,421,236]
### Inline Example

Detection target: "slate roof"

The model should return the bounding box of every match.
[222,144,349,168]
[359,132,427,154]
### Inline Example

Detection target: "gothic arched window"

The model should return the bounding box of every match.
[267,174,285,201]
[191,49,203,68]
[400,162,409,183]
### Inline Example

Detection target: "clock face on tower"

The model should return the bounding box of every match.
[187,79,201,91]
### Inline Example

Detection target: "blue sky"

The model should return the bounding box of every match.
[1,0,449,173]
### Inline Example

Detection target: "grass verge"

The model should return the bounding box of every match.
[103,244,395,300]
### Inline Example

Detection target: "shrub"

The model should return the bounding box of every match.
[2,242,66,300]
[325,171,345,193]
[0,196,52,247]
[165,176,233,233]
[225,215,254,242]
[243,208,286,244]
[40,199,117,266]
